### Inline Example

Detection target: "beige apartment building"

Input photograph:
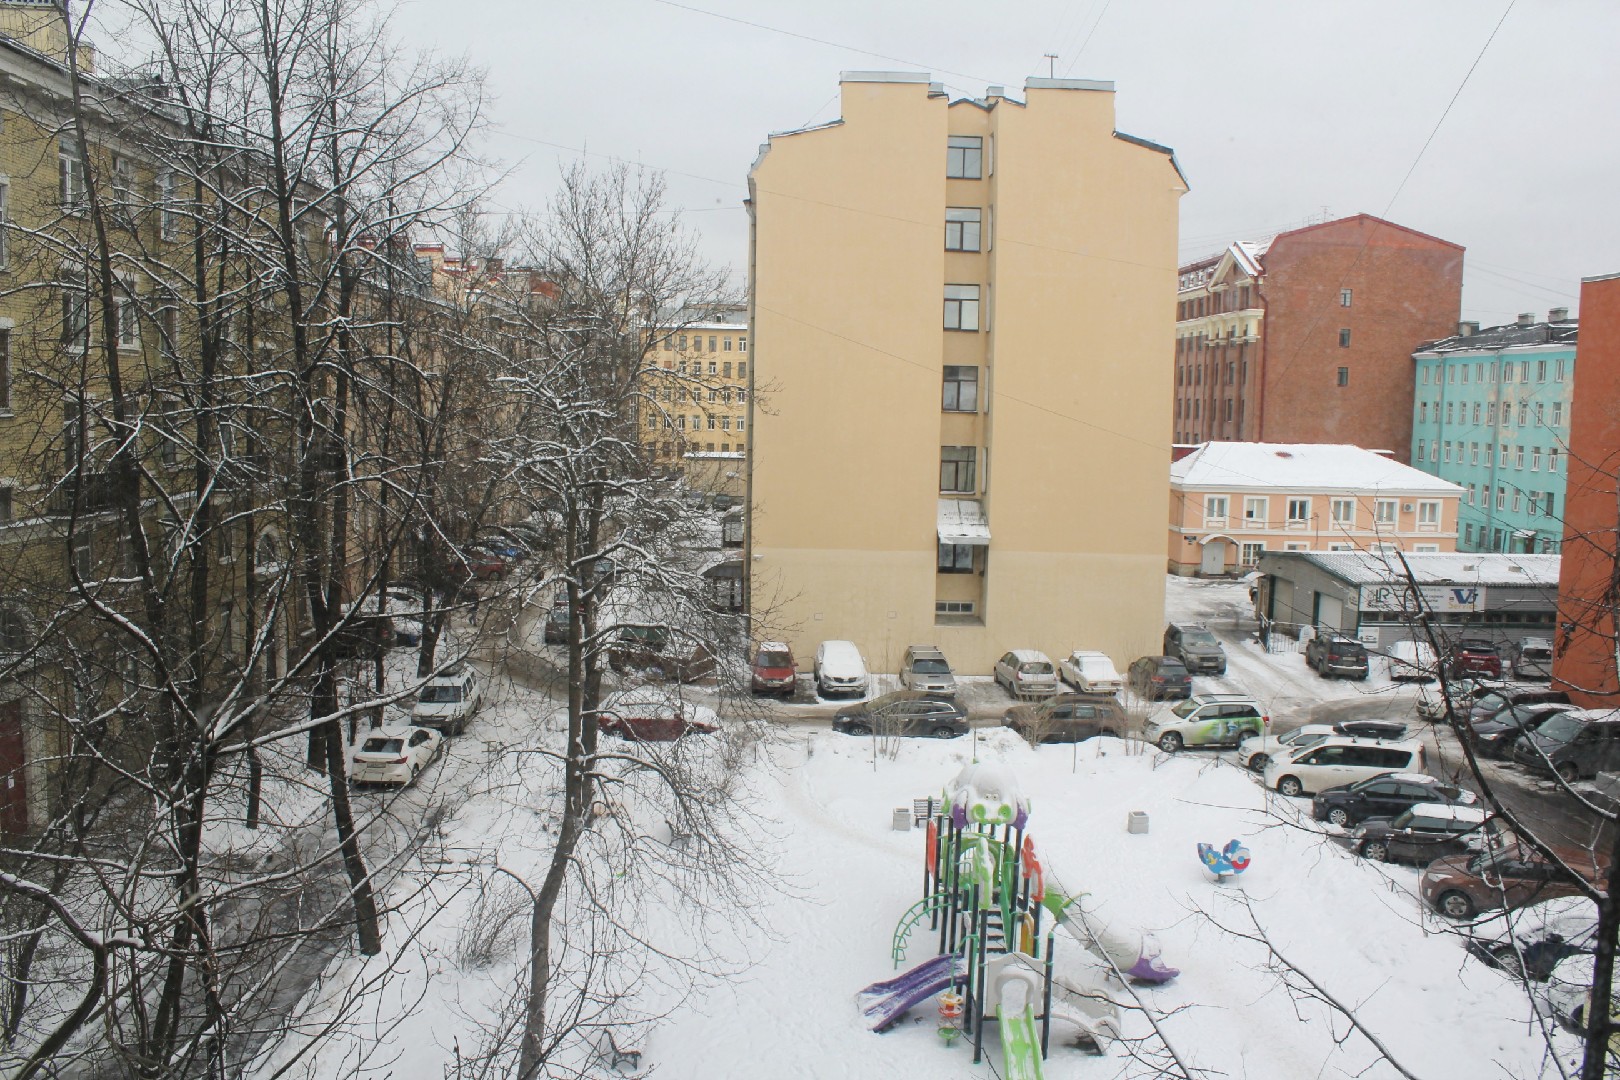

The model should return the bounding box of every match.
[643,310,749,494]
[746,72,1186,674]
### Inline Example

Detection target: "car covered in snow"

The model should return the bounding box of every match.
[349,725,442,787]
[1057,650,1122,695]
[1385,640,1438,682]
[1349,803,1492,866]
[1311,772,1476,827]
[813,639,870,698]
[598,689,720,741]
[833,691,967,739]
[1143,694,1267,753]
[411,668,482,735]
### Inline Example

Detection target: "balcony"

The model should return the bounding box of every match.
[48,471,122,516]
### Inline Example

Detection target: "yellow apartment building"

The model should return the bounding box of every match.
[746,72,1186,675]
[643,310,749,493]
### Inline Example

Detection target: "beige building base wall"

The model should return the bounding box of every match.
[753,547,1165,676]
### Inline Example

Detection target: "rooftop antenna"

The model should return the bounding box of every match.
[1043,53,1058,78]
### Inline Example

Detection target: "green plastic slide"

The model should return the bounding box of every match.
[997,1001,1045,1080]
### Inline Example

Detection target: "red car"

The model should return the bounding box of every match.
[1449,639,1503,679]
[598,690,719,742]
[750,641,797,697]
[467,549,508,581]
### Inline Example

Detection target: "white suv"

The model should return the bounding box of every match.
[1236,723,1338,772]
[411,668,482,735]
[1263,736,1428,797]
[1143,694,1268,753]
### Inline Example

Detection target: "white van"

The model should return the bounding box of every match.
[814,640,870,698]
[1263,736,1428,797]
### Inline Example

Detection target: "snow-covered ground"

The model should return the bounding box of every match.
[247,576,1585,1079]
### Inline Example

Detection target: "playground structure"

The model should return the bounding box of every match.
[858,763,1178,1078]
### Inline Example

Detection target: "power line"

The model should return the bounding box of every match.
[1061,0,1115,78]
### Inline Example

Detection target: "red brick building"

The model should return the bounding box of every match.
[1174,214,1464,453]
[1552,271,1620,707]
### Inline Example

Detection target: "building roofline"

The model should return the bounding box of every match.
[1024,76,1114,92]
[1113,131,1189,189]
[1272,212,1464,252]
[1583,270,1620,284]
[839,70,931,85]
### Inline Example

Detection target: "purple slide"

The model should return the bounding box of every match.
[857,955,960,1032]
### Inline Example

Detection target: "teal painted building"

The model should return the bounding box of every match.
[1409,311,1577,553]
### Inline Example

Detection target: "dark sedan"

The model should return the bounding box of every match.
[1003,694,1128,744]
[1349,804,1493,865]
[1312,773,1476,827]
[1128,656,1192,701]
[833,692,968,738]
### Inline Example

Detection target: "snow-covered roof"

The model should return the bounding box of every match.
[1279,550,1561,588]
[1407,803,1489,824]
[1171,442,1463,495]
[938,498,990,545]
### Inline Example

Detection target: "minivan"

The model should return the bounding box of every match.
[899,645,957,697]
[1512,708,1620,783]
[1263,736,1428,797]
[813,640,870,698]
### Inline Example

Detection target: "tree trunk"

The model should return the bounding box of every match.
[322,719,383,956]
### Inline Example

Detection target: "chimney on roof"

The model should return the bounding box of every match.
[1517,312,1536,327]
[986,85,1005,99]
[1457,321,1479,337]
[1549,307,1570,322]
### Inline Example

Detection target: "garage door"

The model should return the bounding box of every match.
[1316,594,1343,630]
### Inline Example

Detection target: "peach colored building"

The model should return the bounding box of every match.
[1169,442,1462,576]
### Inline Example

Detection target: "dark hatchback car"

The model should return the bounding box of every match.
[1418,678,1505,723]
[1128,656,1193,700]
[1449,638,1504,679]
[1003,694,1129,744]
[1312,772,1476,827]
[1305,632,1370,680]
[1470,702,1579,759]
[1350,803,1493,865]
[833,691,968,739]
[1467,685,1571,725]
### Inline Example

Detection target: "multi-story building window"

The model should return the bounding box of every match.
[0,178,9,269]
[1466,483,1475,505]
[1338,328,1351,347]
[0,329,9,411]
[1339,288,1352,307]
[709,336,718,351]
[1472,403,1481,424]
[1511,489,1522,512]
[1553,402,1563,425]
[1534,402,1545,426]
[944,207,982,251]
[1414,439,1424,464]
[938,543,975,574]
[1496,486,1506,510]
[1244,496,1267,525]
[1464,523,1474,545]
[1527,492,1539,517]
[1556,359,1565,381]
[1531,446,1541,471]
[1487,401,1497,424]
[1337,366,1349,386]
[1375,499,1397,525]
[946,135,983,179]
[1240,542,1265,566]
[1330,498,1354,526]
[1537,360,1547,382]
[1544,492,1556,516]
[1204,495,1228,525]
[1515,446,1524,469]
[942,365,978,412]
[943,285,980,331]
[61,280,89,350]
[1499,443,1509,467]
[1551,448,1561,471]
[59,135,84,210]
[939,446,976,493]
[1429,441,1438,462]
[1470,442,1479,465]
[1417,500,1440,526]
[1446,402,1454,424]
[158,171,181,242]
[1286,497,1310,525]
[1418,402,1427,423]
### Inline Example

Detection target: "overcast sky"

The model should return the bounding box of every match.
[386,0,1617,325]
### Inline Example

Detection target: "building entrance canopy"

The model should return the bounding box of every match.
[937,499,990,546]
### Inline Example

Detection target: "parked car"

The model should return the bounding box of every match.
[1143,694,1267,753]
[833,691,968,738]
[1305,631,1370,680]
[1468,685,1569,725]
[750,641,797,697]
[598,689,719,741]
[382,587,426,647]
[1422,843,1608,919]
[814,640,870,698]
[330,612,395,661]
[466,548,507,581]
[1003,694,1128,744]
[1312,772,1476,827]
[994,649,1060,699]
[1351,803,1493,866]
[1470,702,1579,759]
[1466,897,1598,981]
[1163,623,1227,675]
[349,725,442,787]
[1449,637,1504,679]
[608,626,717,683]
[1512,707,1620,782]
[899,644,958,697]
[1127,656,1193,701]
[1236,723,1338,772]
[1512,637,1555,681]
[1264,736,1428,797]
[1417,678,1505,723]
[411,668,482,735]
[1386,640,1439,682]
[711,492,738,511]
[478,532,529,561]
[1058,650,1123,695]
[542,601,568,645]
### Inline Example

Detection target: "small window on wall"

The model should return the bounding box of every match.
[1287,498,1310,523]
[1340,288,1353,307]
[1338,329,1351,348]
[1337,366,1349,386]
[1239,542,1265,567]
[1330,498,1354,525]
[946,135,983,179]
[937,543,975,574]
[942,366,978,412]
[943,285,980,331]
[944,207,982,252]
[939,446,976,493]
[1204,496,1229,523]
